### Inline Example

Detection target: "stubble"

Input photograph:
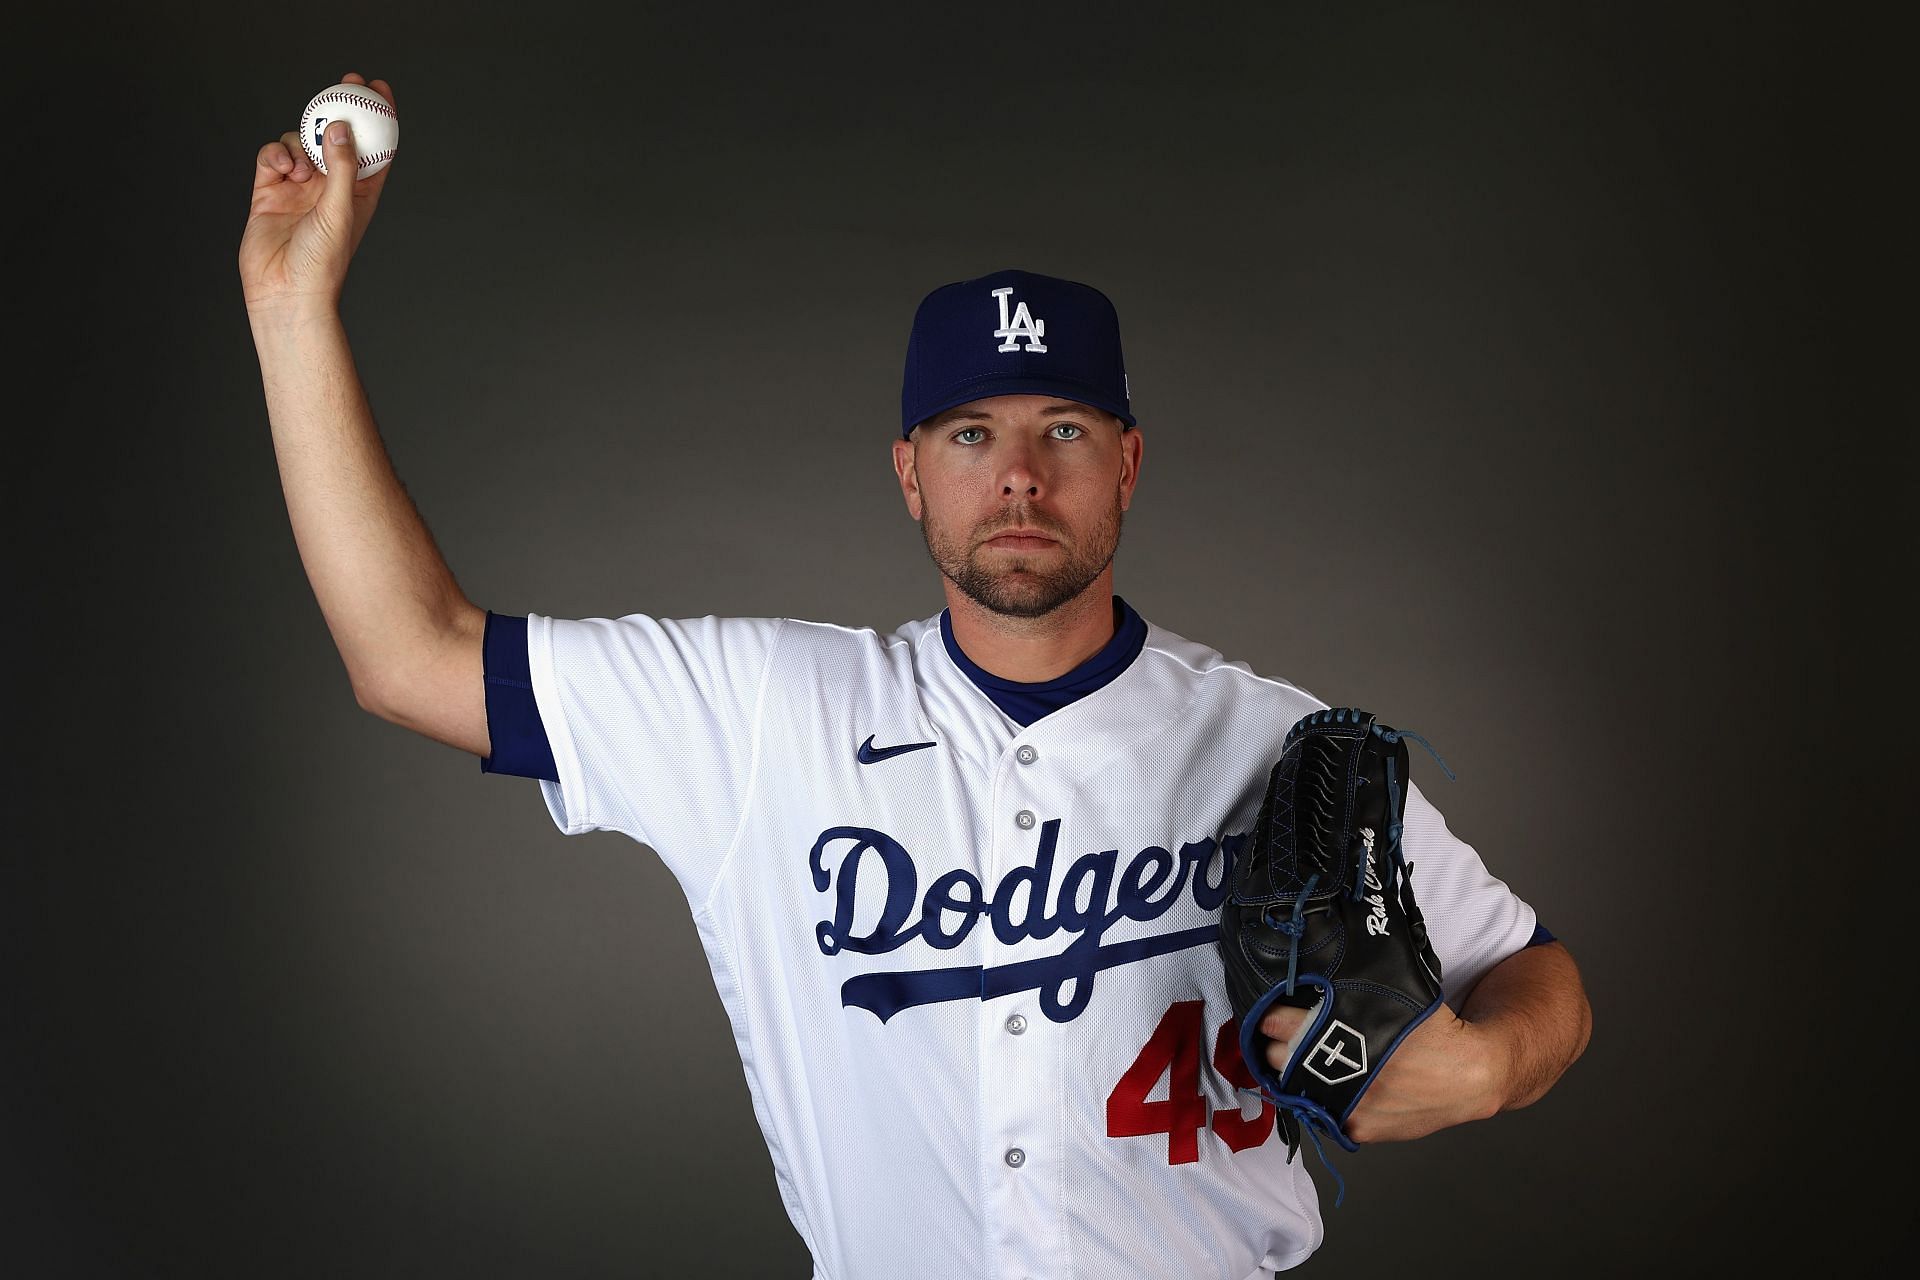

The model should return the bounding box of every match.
[920,494,1125,620]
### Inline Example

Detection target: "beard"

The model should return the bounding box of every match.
[920,494,1125,620]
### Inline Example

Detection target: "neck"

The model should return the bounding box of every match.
[941,570,1118,683]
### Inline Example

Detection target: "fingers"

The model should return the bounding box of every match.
[274,129,316,178]
[1259,1007,1307,1072]
[252,132,314,193]
[1260,1006,1308,1042]
[340,70,396,110]
[254,139,293,179]
[257,76,390,187]
[250,74,393,204]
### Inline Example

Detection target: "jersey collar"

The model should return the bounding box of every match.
[938,596,1149,727]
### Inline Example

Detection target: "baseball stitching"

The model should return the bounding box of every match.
[307,89,396,119]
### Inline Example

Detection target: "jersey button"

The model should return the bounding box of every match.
[1004,1147,1026,1168]
[1005,1013,1027,1035]
[1015,809,1036,830]
[1015,745,1038,765]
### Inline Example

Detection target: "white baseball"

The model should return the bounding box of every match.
[299,83,399,178]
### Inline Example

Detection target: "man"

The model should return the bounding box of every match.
[241,74,1591,1279]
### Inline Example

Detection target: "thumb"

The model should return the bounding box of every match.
[320,119,361,216]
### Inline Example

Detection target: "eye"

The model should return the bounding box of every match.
[953,426,986,444]
[1050,423,1085,440]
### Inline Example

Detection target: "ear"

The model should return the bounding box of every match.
[1118,424,1144,512]
[892,436,923,521]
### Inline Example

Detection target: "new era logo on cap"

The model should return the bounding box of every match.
[900,268,1134,438]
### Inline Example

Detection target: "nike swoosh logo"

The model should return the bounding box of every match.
[857,734,937,765]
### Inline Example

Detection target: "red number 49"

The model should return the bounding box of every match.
[1105,999,1274,1164]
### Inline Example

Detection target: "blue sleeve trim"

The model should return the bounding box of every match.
[1526,923,1557,948]
[477,610,560,782]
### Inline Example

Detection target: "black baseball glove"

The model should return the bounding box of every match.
[1219,707,1454,1189]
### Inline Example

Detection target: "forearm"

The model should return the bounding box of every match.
[247,301,471,704]
[1462,941,1592,1113]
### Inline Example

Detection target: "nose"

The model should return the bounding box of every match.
[997,438,1043,499]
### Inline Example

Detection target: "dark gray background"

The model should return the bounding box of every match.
[10,2,1884,1277]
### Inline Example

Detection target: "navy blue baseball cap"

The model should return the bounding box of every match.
[900,268,1134,438]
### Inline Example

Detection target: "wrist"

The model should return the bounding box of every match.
[245,291,342,332]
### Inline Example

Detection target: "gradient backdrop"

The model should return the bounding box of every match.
[11,3,1875,1277]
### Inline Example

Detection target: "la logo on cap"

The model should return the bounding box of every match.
[992,286,1048,354]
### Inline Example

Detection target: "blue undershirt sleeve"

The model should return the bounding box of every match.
[477,610,560,782]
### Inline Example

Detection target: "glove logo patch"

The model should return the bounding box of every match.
[1303,1019,1369,1086]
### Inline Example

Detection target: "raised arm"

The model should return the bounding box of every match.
[238,74,489,758]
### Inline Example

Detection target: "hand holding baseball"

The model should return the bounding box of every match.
[239,73,398,314]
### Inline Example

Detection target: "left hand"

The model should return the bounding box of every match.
[1260,1002,1505,1143]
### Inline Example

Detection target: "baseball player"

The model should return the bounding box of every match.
[241,74,1592,1279]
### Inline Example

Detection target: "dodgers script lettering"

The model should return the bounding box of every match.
[810,820,1248,1024]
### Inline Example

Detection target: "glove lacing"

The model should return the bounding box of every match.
[1370,727,1457,898]
[1292,1112,1349,1208]
[1261,874,1319,997]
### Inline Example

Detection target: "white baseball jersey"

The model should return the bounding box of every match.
[502,599,1538,1279]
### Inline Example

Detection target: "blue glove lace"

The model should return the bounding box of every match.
[1261,873,1319,996]
[1368,728,1458,898]
[1376,725,1456,781]
[1298,1114,1348,1208]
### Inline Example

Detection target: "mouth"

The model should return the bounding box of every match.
[983,534,1058,551]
